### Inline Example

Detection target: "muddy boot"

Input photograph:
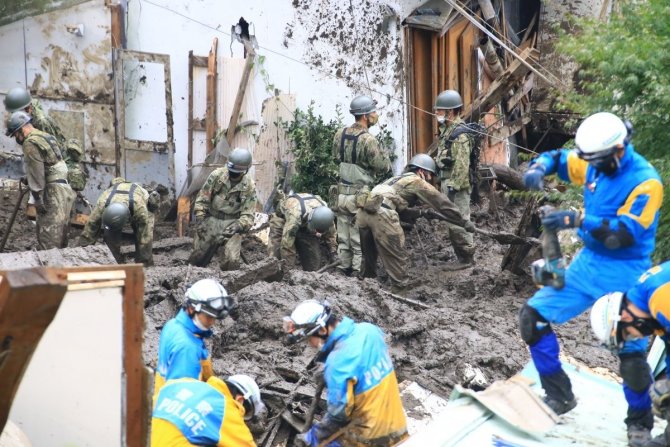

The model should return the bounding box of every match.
[541,370,577,415]
[627,424,652,447]
[444,254,474,272]
[646,431,670,447]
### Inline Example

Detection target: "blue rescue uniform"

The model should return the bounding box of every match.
[308,317,407,447]
[154,309,215,403]
[627,262,670,372]
[525,144,662,425]
[151,376,255,446]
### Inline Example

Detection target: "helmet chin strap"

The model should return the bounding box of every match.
[192,315,209,331]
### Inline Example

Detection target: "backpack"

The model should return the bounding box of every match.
[445,122,485,204]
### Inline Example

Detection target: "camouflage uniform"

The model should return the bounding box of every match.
[435,116,475,262]
[79,178,155,266]
[268,193,337,271]
[21,129,76,249]
[188,167,257,270]
[332,122,391,274]
[356,172,467,288]
[29,100,87,192]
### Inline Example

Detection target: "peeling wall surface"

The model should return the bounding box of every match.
[127,0,414,191]
[0,0,89,28]
[0,0,115,202]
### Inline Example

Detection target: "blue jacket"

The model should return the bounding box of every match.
[532,145,662,259]
[313,317,407,446]
[154,309,214,402]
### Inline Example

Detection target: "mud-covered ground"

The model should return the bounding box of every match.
[0,186,620,444]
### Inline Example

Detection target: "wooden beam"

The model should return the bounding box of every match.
[226,39,256,146]
[206,38,218,154]
[489,115,531,141]
[176,196,190,237]
[462,48,535,123]
[109,3,124,49]
[191,55,208,67]
[188,51,194,170]
[505,73,534,110]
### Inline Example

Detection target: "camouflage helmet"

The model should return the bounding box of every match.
[4,87,32,113]
[407,153,437,175]
[102,202,130,231]
[5,111,31,137]
[434,90,463,110]
[307,206,335,233]
[349,95,377,116]
[227,148,252,173]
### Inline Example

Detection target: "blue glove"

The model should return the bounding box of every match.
[523,165,546,190]
[542,210,582,230]
[297,427,342,447]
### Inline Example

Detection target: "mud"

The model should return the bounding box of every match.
[0,188,620,443]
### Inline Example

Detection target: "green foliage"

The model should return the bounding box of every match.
[557,0,670,262]
[374,123,397,182]
[283,103,341,199]
[255,54,276,95]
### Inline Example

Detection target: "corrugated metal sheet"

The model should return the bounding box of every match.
[401,361,667,446]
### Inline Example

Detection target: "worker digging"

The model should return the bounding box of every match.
[1,3,668,446]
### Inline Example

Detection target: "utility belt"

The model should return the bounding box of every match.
[351,429,408,447]
[208,209,239,220]
[46,178,68,185]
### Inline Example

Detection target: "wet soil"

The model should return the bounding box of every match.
[0,187,620,443]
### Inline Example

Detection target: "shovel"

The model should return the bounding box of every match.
[424,209,539,246]
[281,381,326,433]
[0,185,30,252]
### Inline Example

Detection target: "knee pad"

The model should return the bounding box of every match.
[519,304,551,346]
[620,353,652,392]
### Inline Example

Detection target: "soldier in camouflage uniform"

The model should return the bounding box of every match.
[5,112,76,249]
[189,148,258,270]
[434,90,476,270]
[79,177,157,266]
[4,87,87,192]
[332,95,392,277]
[357,154,473,292]
[268,193,337,271]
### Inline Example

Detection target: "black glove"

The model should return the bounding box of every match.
[34,199,47,216]
[222,222,243,237]
[19,176,28,185]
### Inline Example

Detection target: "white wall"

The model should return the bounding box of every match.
[127,0,417,190]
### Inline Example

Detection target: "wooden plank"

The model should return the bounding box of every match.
[459,24,476,106]
[226,40,256,146]
[411,29,433,154]
[461,48,535,123]
[191,55,208,67]
[67,270,127,283]
[406,27,416,159]
[505,73,534,110]
[447,20,468,90]
[68,280,126,291]
[206,38,218,154]
[176,196,190,237]
[70,213,89,228]
[254,94,296,207]
[109,3,123,49]
[188,51,195,170]
[489,115,531,141]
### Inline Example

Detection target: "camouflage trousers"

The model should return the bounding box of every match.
[268,214,323,271]
[441,186,475,261]
[103,214,155,266]
[356,207,407,288]
[188,217,242,270]
[36,183,76,250]
[336,194,362,273]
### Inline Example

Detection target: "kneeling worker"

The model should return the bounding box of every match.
[357,154,473,292]
[591,261,670,447]
[268,193,337,271]
[283,300,407,446]
[152,374,264,446]
[79,177,158,266]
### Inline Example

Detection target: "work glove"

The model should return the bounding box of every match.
[523,164,546,191]
[463,220,475,233]
[541,209,581,231]
[651,379,670,420]
[296,427,342,447]
[222,222,243,237]
[19,176,28,186]
[309,362,326,386]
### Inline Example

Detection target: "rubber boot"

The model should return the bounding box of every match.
[645,424,670,447]
[540,370,577,415]
[627,410,653,447]
[444,254,474,272]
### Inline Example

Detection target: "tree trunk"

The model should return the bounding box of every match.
[489,163,527,191]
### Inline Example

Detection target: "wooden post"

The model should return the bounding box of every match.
[226,39,256,146]
[176,196,190,237]
[206,38,218,153]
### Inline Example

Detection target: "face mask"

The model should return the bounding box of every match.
[15,134,24,146]
[192,315,209,331]
[436,115,446,125]
[591,156,620,176]
[367,114,378,128]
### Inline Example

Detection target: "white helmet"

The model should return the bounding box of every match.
[282,299,332,344]
[575,112,628,158]
[226,374,265,420]
[184,279,232,319]
[590,292,625,350]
